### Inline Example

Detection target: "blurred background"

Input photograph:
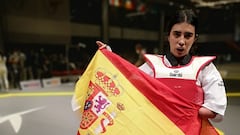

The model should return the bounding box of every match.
[0,0,239,90]
[0,1,240,135]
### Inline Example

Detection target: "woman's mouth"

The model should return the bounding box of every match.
[177,48,184,52]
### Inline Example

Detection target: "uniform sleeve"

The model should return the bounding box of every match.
[198,63,227,121]
[138,63,154,77]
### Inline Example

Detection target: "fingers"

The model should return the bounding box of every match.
[96,41,107,49]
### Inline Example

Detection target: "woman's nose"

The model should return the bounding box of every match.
[178,38,185,46]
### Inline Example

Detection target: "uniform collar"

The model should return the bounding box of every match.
[166,52,192,66]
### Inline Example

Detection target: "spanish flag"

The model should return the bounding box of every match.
[73,47,223,135]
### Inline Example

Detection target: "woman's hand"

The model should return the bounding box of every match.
[96,41,112,51]
[96,41,106,49]
[199,107,217,119]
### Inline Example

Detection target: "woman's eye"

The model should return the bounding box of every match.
[173,32,181,37]
[184,33,193,39]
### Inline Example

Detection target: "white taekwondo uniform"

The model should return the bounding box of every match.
[139,54,227,122]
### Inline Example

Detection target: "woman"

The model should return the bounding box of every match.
[73,9,227,135]
[96,9,227,122]
[138,9,227,121]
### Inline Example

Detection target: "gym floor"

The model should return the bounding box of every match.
[0,78,239,135]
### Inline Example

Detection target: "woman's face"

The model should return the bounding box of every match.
[168,22,196,58]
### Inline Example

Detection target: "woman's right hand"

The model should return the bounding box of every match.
[96,41,112,51]
[198,107,216,119]
[96,41,106,49]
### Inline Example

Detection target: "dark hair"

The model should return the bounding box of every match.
[167,9,198,36]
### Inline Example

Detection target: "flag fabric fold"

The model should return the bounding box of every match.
[73,47,222,135]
